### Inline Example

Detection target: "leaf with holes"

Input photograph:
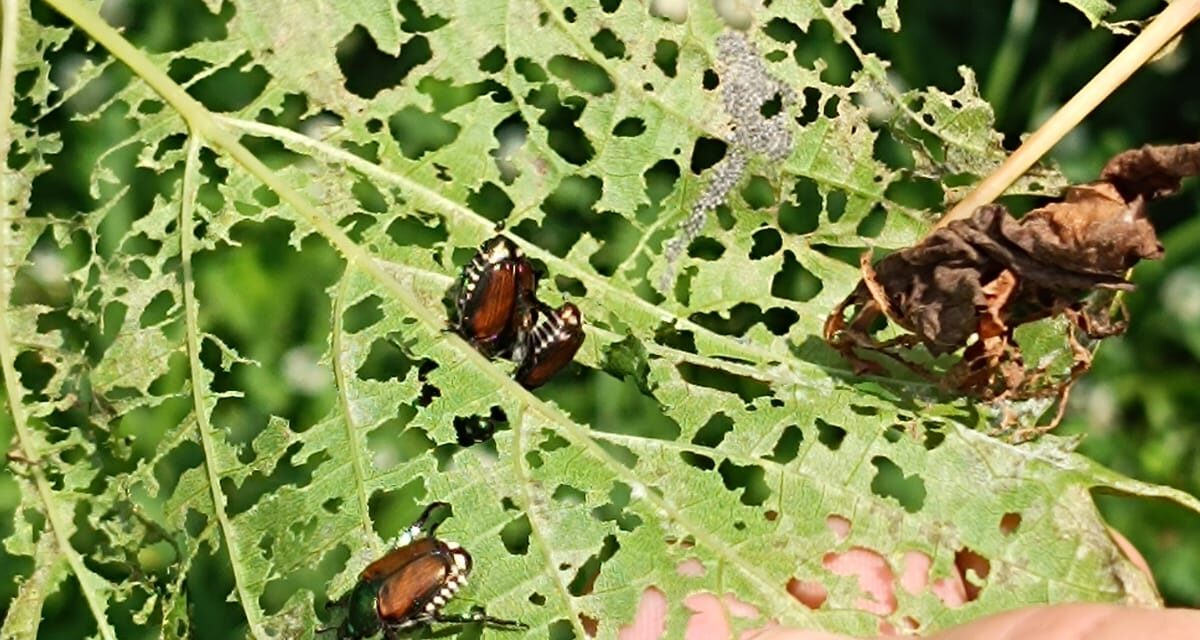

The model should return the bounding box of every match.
[2,1,1198,639]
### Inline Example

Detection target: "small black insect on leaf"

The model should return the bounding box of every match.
[453,406,509,446]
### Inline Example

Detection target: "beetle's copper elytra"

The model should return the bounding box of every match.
[322,502,526,638]
[514,302,585,389]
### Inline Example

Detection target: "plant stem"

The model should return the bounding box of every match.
[0,1,118,639]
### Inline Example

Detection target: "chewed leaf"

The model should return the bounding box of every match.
[2,2,1196,640]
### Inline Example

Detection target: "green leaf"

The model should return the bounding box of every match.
[1,1,1196,639]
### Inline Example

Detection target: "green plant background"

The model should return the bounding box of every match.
[2,0,1200,638]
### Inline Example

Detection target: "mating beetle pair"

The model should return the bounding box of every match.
[324,502,525,638]
[454,236,585,389]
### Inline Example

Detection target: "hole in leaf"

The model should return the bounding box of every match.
[592,483,642,532]
[703,69,719,90]
[322,498,343,514]
[689,302,761,336]
[763,307,799,335]
[797,86,821,126]
[613,117,646,137]
[548,618,576,639]
[680,451,715,471]
[479,45,506,73]
[692,413,734,447]
[772,249,820,301]
[552,484,586,504]
[824,95,841,118]
[568,535,619,596]
[826,514,851,541]
[884,175,943,210]
[397,0,448,31]
[500,514,532,555]
[356,338,416,382]
[491,112,528,183]
[869,456,926,513]
[522,175,602,256]
[388,107,461,159]
[741,176,775,209]
[619,588,667,638]
[188,57,270,112]
[368,418,431,471]
[767,425,804,464]
[1000,512,1021,535]
[554,275,587,297]
[687,237,724,261]
[453,406,508,446]
[816,418,846,450]
[751,228,782,259]
[138,291,175,327]
[787,578,827,609]
[653,39,679,77]
[591,28,626,59]
[467,181,515,224]
[514,56,547,82]
[760,92,783,118]
[336,26,430,99]
[922,422,946,450]
[580,614,598,637]
[857,204,887,238]
[677,361,772,404]
[690,137,727,174]
[529,86,594,165]
[778,178,821,234]
[367,480,426,541]
[416,360,440,408]
[825,189,847,222]
[812,244,861,268]
[386,214,447,249]
[823,547,897,616]
[644,158,680,206]
[718,460,770,506]
[955,547,990,601]
[548,55,615,95]
[678,559,706,577]
[850,403,879,416]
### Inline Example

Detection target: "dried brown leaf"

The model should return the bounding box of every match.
[824,142,1200,407]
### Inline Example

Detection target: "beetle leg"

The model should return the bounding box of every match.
[323,594,347,610]
[412,501,451,537]
[431,612,528,630]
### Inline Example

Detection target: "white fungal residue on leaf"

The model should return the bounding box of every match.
[660,31,795,291]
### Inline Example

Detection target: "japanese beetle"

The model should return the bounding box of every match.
[453,236,537,357]
[513,302,585,389]
[325,502,525,638]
